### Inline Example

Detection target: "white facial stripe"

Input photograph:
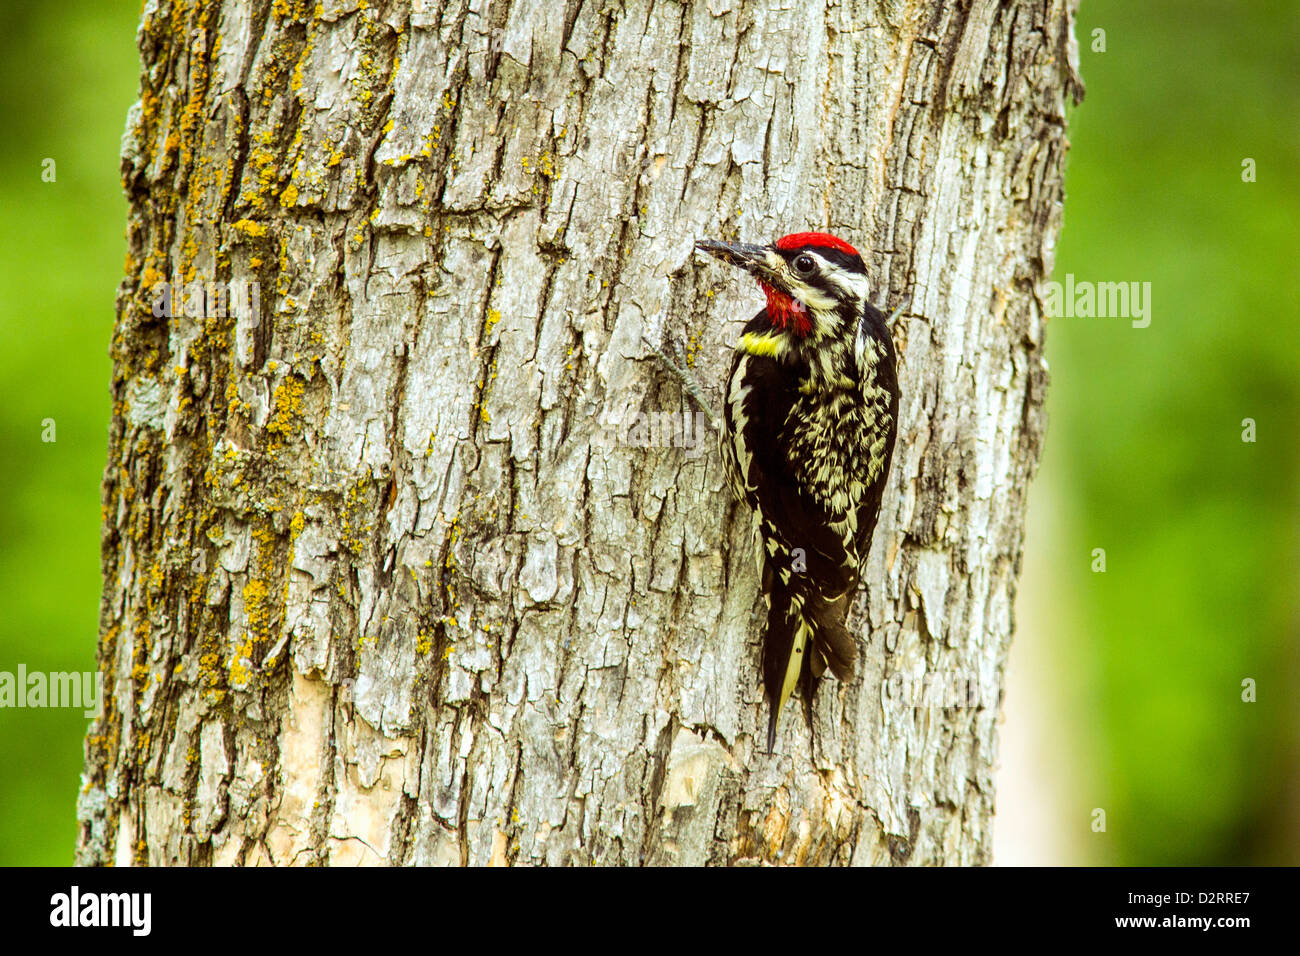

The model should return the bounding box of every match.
[798,250,869,304]
[827,267,870,303]
[770,250,869,311]
[793,284,839,312]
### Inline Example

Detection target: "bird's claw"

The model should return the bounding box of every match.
[641,333,719,431]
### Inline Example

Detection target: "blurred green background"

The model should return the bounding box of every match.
[0,1,1295,865]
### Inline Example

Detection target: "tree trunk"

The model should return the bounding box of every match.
[78,0,1081,866]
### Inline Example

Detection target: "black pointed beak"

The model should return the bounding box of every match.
[694,239,771,277]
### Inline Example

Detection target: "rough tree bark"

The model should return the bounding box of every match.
[78,0,1081,866]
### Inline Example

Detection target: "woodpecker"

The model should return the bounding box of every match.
[695,232,901,752]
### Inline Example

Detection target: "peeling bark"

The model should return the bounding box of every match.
[79,0,1082,867]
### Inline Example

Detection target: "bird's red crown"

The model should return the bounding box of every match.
[774,232,860,258]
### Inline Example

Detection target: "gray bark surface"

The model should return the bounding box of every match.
[79,0,1081,866]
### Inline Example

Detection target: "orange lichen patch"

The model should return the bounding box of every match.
[242,573,271,640]
[348,11,395,114]
[141,265,166,290]
[289,27,314,93]
[275,231,295,295]
[228,633,255,687]
[272,0,314,20]
[180,234,200,282]
[225,378,245,417]
[198,648,227,704]
[251,148,280,209]
[338,471,377,557]
[265,374,305,452]
[232,219,269,238]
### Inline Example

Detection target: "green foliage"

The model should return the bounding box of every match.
[1049,0,1300,863]
[0,1,139,865]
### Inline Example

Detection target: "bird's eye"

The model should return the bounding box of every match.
[793,254,816,276]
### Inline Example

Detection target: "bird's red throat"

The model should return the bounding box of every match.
[758,281,813,337]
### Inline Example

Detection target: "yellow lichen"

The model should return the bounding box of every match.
[265,375,305,452]
[232,218,268,238]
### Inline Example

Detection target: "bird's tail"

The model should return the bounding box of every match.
[761,574,857,752]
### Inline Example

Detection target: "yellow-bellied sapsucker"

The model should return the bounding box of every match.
[695,232,900,752]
